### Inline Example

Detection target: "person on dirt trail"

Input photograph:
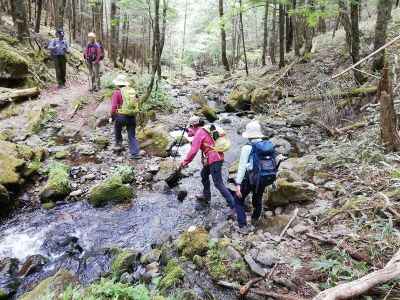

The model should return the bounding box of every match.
[233,120,280,234]
[84,32,103,92]
[110,74,142,160]
[179,116,235,217]
[48,29,70,88]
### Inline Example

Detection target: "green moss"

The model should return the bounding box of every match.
[201,106,218,122]
[0,141,25,186]
[40,162,71,203]
[54,151,69,159]
[27,104,57,134]
[111,249,140,277]
[0,33,18,45]
[267,179,317,207]
[177,227,209,259]
[92,135,110,150]
[19,270,77,300]
[89,175,134,207]
[0,41,29,78]
[158,259,184,291]
[137,125,171,158]
[42,202,56,210]
[24,160,42,177]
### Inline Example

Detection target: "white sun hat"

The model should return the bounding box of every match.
[113,74,130,87]
[188,115,201,126]
[88,32,96,38]
[242,120,264,139]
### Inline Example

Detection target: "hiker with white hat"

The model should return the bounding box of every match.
[234,120,279,233]
[84,32,104,92]
[110,74,141,160]
[179,116,236,217]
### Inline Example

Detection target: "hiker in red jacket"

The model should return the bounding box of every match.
[180,116,235,215]
[84,32,103,92]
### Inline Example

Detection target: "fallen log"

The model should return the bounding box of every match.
[0,87,40,108]
[290,86,377,103]
[313,249,400,300]
[311,119,368,137]
[279,208,299,241]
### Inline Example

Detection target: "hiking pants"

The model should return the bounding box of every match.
[114,114,140,156]
[234,173,269,227]
[87,62,101,90]
[201,161,235,209]
[53,55,66,86]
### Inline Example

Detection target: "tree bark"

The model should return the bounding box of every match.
[279,3,285,68]
[219,0,230,72]
[285,5,293,52]
[303,0,314,56]
[110,0,118,67]
[350,0,365,83]
[269,1,277,64]
[261,0,269,66]
[239,0,249,76]
[293,0,302,57]
[180,0,188,74]
[372,0,393,71]
[35,0,42,33]
[13,0,29,40]
[54,0,66,29]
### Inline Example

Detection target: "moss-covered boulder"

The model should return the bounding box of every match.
[201,106,218,122]
[92,134,110,150]
[205,239,249,283]
[0,184,11,218]
[19,270,78,300]
[40,162,71,203]
[137,125,172,158]
[177,226,209,259]
[191,92,207,107]
[111,249,140,277]
[265,179,317,207]
[251,87,282,112]
[113,165,135,184]
[89,175,134,207]
[158,259,184,291]
[227,86,252,111]
[0,41,29,80]
[280,155,321,182]
[27,104,56,134]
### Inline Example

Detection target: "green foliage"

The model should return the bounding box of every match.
[158,259,185,291]
[113,165,135,184]
[134,75,172,112]
[312,250,369,289]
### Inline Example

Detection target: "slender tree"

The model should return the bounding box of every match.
[279,3,285,68]
[269,0,277,64]
[373,0,393,71]
[110,0,118,66]
[219,0,230,72]
[238,0,249,75]
[261,0,269,66]
[35,0,43,33]
[54,0,67,29]
[350,0,364,83]
[13,0,29,40]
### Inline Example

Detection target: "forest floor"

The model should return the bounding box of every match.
[1,10,400,300]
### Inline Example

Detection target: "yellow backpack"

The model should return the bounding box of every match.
[203,124,231,153]
[117,87,139,116]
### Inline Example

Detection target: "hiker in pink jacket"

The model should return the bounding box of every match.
[180,116,235,213]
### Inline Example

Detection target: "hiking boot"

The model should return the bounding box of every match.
[131,154,142,160]
[195,194,210,204]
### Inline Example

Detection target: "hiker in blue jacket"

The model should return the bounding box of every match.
[234,120,279,233]
[48,29,70,88]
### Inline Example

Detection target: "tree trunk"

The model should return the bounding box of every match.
[71,0,76,39]
[350,0,365,83]
[219,0,230,72]
[279,3,285,68]
[110,0,118,67]
[180,0,188,74]
[13,0,29,40]
[54,0,66,29]
[285,5,293,52]
[269,1,277,64]
[372,0,393,71]
[239,0,249,76]
[261,0,269,66]
[35,0,42,33]
[303,0,313,56]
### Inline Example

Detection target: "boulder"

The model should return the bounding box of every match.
[0,184,11,218]
[18,255,48,277]
[154,159,180,182]
[251,87,282,112]
[40,162,71,203]
[0,40,29,80]
[177,226,209,259]
[140,249,162,265]
[201,106,218,122]
[93,101,110,127]
[57,123,82,143]
[88,175,134,207]
[27,104,56,134]
[266,179,317,207]
[280,155,321,182]
[259,215,291,235]
[111,249,141,277]
[191,92,207,106]
[19,270,78,300]
[0,257,19,300]
[270,137,292,156]
[227,86,252,111]
[137,125,173,158]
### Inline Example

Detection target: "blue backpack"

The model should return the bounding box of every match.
[249,141,278,189]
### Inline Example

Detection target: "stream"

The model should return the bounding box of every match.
[0,80,249,297]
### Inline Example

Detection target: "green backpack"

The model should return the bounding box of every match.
[117,87,139,116]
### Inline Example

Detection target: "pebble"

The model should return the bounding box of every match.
[69,189,84,197]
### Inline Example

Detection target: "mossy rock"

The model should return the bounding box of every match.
[111,249,140,277]
[158,259,184,291]
[0,141,25,186]
[0,41,29,79]
[201,106,218,122]
[0,184,12,218]
[0,33,18,45]
[89,175,134,207]
[227,87,251,111]
[113,165,135,184]
[205,239,249,283]
[42,202,56,210]
[40,162,71,203]
[191,92,207,106]
[27,104,56,134]
[280,155,321,182]
[19,270,78,300]
[251,87,282,112]
[23,160,42,177]
[265,179,317,207]
[137,125,172,158]
[92,135,110,150]
[177,226,209,259]
[54,151,69,160]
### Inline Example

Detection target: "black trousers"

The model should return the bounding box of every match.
[53,55,66,86]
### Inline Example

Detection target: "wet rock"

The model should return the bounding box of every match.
[93,101,110,127]
[0,40,29,80]
[266,179,317,207]
[76,144,96,156]
[0,257,19,300]
[153,159,180,182]
[158,259,184,291]
[92,134,110,149]
[255,249,278,267]
[19,270,78,300]
[0,184,11,217]
[18,255,48,277]
[201,106,218,122]
[89,175,135,207]
[140,249,162,265]
[176,189,188,202]
[120,272,135,284]
[111,249,141,277]
[69,189,84,197]
[280,155,321,181]
[40,162,71,203]
[137,125,173,158]
[270,137,292,156]
[177,226,209,259]
[244,254,266,277]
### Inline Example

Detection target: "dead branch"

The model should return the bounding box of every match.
[251,288,308,300]
[0,87,40,108]
[239,277,264,295]
[279,208,299,241]
[271,59,298,85]
[311,119,368,137]
[313,250,400,300]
